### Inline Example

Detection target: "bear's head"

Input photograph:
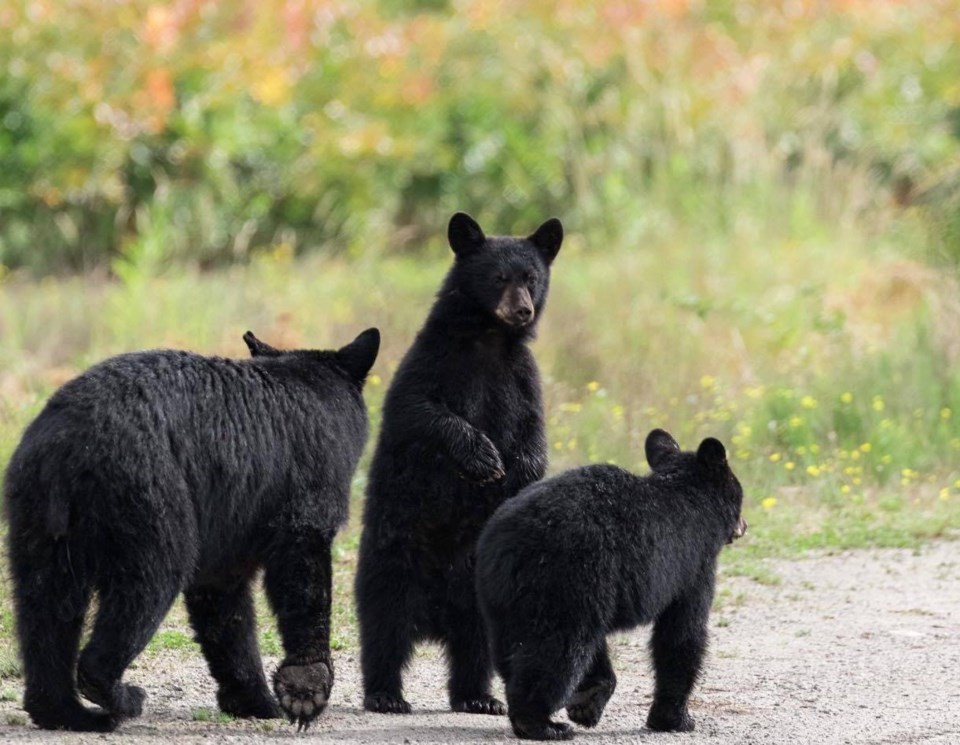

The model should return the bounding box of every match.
[645,428,747,544]
[242,328,381,390]
[444,212,563,333]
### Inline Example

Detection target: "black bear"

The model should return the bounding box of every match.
[475,429,748,740]
[3,328,380,732]
[355,212,563,715]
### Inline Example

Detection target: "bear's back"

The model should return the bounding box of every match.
[5,348,364,568]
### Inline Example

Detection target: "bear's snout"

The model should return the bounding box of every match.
[496,286,535,327]
[730,516,748,543]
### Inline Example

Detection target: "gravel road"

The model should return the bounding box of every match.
[2,541,958,744]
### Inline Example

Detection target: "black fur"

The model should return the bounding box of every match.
[3,328,380,732]
[475,429,747,740]
[355,212,562,715]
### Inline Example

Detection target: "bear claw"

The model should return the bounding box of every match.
[364,692,412,714]
[450,694,506,715]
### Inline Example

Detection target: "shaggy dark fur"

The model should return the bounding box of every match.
[475,429,748,740]
[4,328,380,732]
[355,212,562,716]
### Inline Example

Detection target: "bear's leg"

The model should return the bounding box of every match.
[566,640,617,728]
[444,557,505,715]
[646,589,711,733]
[356,552,415,714]
[77,573,182,720]
[263,530,336,730]
[185,577,281,719]
[12,539,113,732]
[506,634,596,741]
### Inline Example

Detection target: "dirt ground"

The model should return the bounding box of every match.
[1,541,958,744]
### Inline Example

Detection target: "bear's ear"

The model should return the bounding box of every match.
[645,428,681,471]
[527,217,563,265]
[448,212,486,257]
[336,328,381,385]
[696,437,728,473]
[243,331,282,358]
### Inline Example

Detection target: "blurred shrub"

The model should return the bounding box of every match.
[1,0,959,274]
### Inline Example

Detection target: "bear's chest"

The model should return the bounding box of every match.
[446,360,532,438]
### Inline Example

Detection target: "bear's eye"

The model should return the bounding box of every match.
[523,272,536,286]
[495,273,508,285]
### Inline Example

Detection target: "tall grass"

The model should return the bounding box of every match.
[1,215,958,666]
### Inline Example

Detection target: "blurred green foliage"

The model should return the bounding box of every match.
[1,0,960,274]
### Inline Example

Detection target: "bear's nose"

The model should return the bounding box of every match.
[515,306,533,322]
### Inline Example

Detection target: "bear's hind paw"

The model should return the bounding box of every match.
[566,679,615,728]
[274,659,332,731]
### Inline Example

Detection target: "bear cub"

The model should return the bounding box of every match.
[4,328,379,732]
[355,212,562,716]
[475,429,747,740]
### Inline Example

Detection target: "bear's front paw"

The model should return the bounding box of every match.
[646,698,695,732]
[511,715,574,741]
[216,685,282,720]
[364,692,412,714]
[451,694,506,715]
[460,434,505,484]
[274,658,333,731]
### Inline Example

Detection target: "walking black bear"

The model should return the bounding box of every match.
[4,328,380,731]
[475,429,748,740]
[355,212,562,715]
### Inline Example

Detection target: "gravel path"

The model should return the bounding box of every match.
[2,542,958,744]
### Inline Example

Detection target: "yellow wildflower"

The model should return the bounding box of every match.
[840,392,853,404]
[586,381,600,393]
[761,497,777,510]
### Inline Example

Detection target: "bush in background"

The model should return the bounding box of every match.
[1,0,959,274]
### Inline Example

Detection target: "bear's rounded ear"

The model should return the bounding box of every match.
[697,437,728,471]
[645,428,680,471]
[527,217,563,265]
[337,328,381,385]
[243,331,282,358]
[448,212,486,257]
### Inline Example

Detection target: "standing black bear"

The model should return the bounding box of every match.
[355,212,563,715]
[4,328,380,732]
[475,429,748,740]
